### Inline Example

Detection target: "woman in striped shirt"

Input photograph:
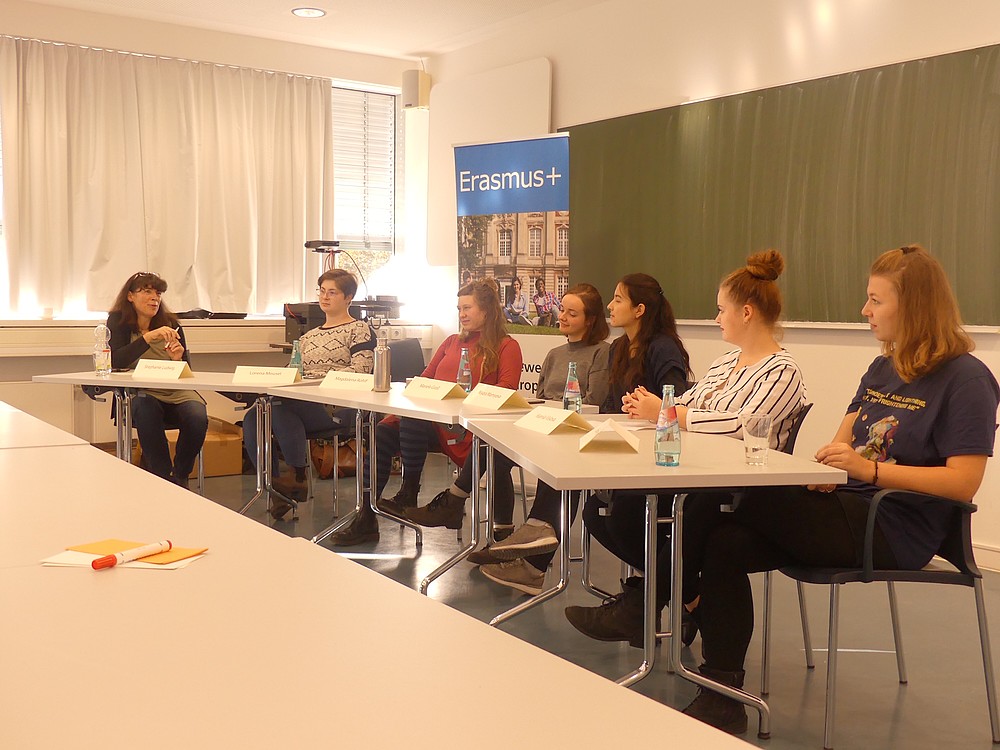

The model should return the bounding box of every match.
[565,249,807,654]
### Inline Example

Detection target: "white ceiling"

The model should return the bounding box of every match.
[22,0,606,60]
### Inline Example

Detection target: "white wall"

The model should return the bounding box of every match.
[422,0,1000,563]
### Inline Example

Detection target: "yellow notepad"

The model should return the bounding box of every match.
[68,539,208,565]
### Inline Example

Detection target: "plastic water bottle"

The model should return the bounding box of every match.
[93,324,111,377]
[655,384,681,467]
[289,339,303,376]
[457,347,473,393]
[562,361,582,412]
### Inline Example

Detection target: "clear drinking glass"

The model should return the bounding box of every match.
[740,413,772,466]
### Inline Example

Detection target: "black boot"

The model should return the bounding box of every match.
[682,665,748,735]
[329,503,380,546]
[378,476,421,515]
[403,489,466,529]
[564,577,661,648]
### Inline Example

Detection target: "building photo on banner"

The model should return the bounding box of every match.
[455,135,570,349]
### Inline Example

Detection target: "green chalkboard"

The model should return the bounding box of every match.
[566,44,1000,324]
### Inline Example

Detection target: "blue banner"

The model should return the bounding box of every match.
[454,135,569,217]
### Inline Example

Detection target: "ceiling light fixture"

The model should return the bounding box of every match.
[291,7,326,18]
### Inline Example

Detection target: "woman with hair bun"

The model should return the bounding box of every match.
[565,250,808,666]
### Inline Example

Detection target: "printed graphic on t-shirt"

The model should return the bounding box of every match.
[856,415,899,463]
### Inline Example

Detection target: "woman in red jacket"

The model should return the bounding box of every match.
[331,279,523,546]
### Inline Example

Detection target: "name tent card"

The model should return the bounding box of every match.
[515,406,592,435]
[464,383,532,411]
[320,371,374,391]
[232,366,302,386]
[579,419,641,453]
[404,376,467,400]
[132,359,193,380]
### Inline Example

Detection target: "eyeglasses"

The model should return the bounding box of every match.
[317,287,342,298]
[128,271,162,292]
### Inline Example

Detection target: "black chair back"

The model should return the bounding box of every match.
[388,338,426,382]
[781,402,813,455]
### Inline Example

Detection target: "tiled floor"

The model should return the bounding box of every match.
[203,456,1000,749]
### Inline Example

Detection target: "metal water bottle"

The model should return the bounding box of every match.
[373,329,391,392]
[457,346,473,393]
[654,384,681,467]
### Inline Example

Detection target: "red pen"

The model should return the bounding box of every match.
[91,540,172,570]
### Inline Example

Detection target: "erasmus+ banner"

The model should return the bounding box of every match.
[455,135,569,217]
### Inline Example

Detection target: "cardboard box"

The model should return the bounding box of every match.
[135,416,244,478]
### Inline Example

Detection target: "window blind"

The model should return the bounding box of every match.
[332,87,395,253]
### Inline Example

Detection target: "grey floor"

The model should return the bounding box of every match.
[201,455,999,750]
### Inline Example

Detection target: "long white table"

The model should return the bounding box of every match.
[269,381,497,589]
[0,439,751,750]
[0,401,88,449]
[32,370,289,516]
[461,413,846,737]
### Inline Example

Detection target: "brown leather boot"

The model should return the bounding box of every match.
[403,489,466,529]
[378,475,421,515]
[329,503,380,546]
[682,665,748,734]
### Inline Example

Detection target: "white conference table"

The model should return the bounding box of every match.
[460,413,846,738]
[0,400,89,449]
[0,440,750,750]
[269,381,515,590]
[32,370,289,515]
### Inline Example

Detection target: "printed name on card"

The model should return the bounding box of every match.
[579,419,641,452]
[132,359,194,380]
[514,406,593,435]
[463,383,531,411]
[320,371,374,391]
[403,376,467,400]
[232,365,302,386]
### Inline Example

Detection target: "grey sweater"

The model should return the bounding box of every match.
[536,339,611,406]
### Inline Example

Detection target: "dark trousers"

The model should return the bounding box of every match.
[582,490,672,574]
[364,417,515,524]
[682,486,897,672]
[243,398,341,474]
[132,394,208,484]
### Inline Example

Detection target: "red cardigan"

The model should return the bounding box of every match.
[384,332,523,464]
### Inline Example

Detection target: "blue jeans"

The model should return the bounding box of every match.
[243,398,343,474]
[131,394,208,484]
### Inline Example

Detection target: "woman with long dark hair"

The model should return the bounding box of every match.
[107,272,208,487]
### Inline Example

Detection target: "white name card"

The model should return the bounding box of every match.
[404,376,467,400]
[579,419,641,453]
[463,383,531,411]
[320,371,374,391]
[232,366,302,386]
[132,359,193,380]
[514,406,592,435]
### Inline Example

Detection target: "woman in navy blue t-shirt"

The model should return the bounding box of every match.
[678,245,1000,735]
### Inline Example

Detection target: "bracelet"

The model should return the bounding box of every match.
[872,459,879,485]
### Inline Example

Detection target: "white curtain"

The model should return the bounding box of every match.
[0,36,334,316]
